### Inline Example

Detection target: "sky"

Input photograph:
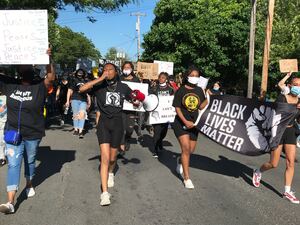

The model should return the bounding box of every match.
[56,0,159,61]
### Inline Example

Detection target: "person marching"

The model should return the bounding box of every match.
[172,66,207,189]
[252,76,300,204]
[151,72,174,158]
[65,69,91,139]
[55,73,70,126]
[80,63,139,206]
[119,61,140,152]
[0,49,55,214]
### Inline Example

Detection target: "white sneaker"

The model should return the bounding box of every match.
[184,179,194,189]
[0,202,15,214]
[107,173,114,188]
[252,169,262,188]
[26,187,35,198]
[100,192,111,206]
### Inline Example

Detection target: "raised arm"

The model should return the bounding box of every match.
[278,72,292,91]
[44,48,55,88]
[79,75,107,93]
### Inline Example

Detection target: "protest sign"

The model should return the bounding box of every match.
[76,58,93,72]
[154,60,174,75]
[121,81,149,112]
[196,95,296,156]
[279,59,298,73]
[198,76,209,89]
[137,62,159,80]
[149,96,176,124]
[0,10,49,64]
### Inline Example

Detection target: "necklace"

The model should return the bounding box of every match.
[107,82,118,92]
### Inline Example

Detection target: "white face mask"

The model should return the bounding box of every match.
[159,82,167,87]
[123,69,132,76]
[188,76,200,85]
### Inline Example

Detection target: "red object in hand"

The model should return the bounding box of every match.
[131,90,145,101]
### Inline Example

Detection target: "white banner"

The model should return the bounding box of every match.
[149,96,176,124]
[198,76,209,89]
[154,60,174,75]
[0,10,49,65]
[121,81,149,112]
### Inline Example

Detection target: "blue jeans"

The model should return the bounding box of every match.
[71,100,87,130]
[5,139,41,192]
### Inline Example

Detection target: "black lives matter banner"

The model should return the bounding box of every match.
[196,95,297,156]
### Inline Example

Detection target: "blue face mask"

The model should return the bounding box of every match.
[290,86,300,96]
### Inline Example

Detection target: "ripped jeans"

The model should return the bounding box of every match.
[5,139,41,192]
[71,100,87,130]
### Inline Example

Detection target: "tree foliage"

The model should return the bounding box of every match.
[142,0,251,89]
[142,0,300,94]
[0,0,137,18]
[53,26,101,70]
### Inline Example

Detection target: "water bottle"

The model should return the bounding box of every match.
[64,107,69,115]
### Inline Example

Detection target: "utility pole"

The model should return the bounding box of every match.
[261,0,276,98]
[247,0,257,99]
[130,12,146,61]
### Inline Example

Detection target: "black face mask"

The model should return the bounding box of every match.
[21,70,35,82]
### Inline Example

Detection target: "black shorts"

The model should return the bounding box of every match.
[172,117,199,141]
[96,115,124,148]
[280,126,297,145]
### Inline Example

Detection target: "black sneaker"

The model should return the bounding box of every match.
[79,132,84,139]
[73,130,79,136]
[0,159,6,167]
[152,152,158,158]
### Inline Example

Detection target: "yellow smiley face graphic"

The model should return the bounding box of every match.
[182,93,200,112]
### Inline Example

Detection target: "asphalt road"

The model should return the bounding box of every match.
[0,121,299,225]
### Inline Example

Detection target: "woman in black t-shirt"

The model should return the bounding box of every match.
[0,50,55,214]
[119,61,140,152]
[252,77,300,204]
[172,66,207,189]
[65,69,91,138]
[151,72,174,158]
[80,63,134,206]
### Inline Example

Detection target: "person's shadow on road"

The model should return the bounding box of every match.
[158,149,282,197]
[14,146,76,212]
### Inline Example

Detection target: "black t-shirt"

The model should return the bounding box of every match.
[172,85,206,123]
[58,82,69,102]
[69,77,88,102]
[152,84,174,96]
[0,80,47,139]
[93,81,132,118]
[276,94,300,126]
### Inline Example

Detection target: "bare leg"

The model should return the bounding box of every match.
[284,144,296,187]
[260,145,282,172]
[100,143,110,193]
[108,148,118,173]
[178,135,191,180]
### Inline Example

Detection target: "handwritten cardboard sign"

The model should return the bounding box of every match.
[279,59,298,73]
[137,62,158,80]
[0,10,49,65]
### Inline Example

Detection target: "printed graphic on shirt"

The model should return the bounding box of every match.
[9,90,32,102]
[158,90,171,96]
[182,93,200,112]
[105,92,121,107]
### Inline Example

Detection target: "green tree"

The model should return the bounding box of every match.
[53,26,101,70]
[142,0,251,89]
[105,47,118,60]
[0,0,137,17]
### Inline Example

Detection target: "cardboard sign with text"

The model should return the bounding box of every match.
[137,62,159,80]
[279,59,298,73]
[0,10,49,65]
